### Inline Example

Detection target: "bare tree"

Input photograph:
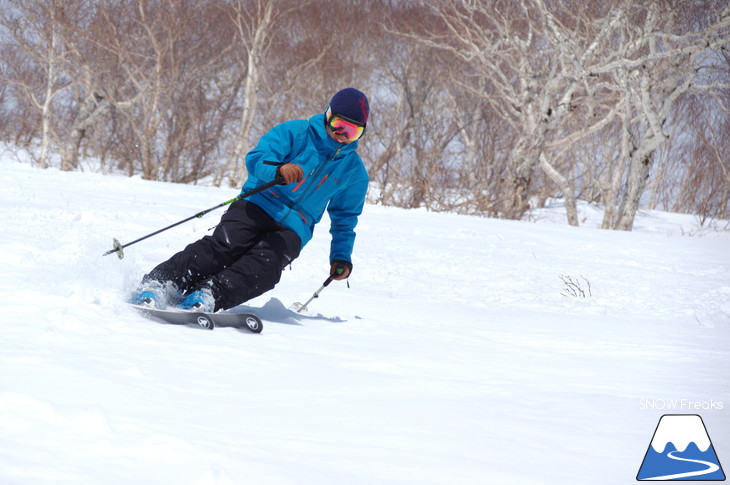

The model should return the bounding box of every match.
[83,0,237,181]
[410,0,627,225]
[595,1,730,230]
[400,0,728,229]
[216,0,314,187]
[1,0,81,169]
[61,92,110,171]
[657,90,730,221]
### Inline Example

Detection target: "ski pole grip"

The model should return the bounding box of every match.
[322,276,334,287]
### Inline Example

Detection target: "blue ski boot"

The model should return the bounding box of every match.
[129,280,165,309]
[178,288,215,313]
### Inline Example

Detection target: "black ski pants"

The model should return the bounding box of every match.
[144,199,301,311]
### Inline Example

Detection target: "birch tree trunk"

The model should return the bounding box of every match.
[37,24,58,170]
[61,92,109,171]
[539,153,579,226]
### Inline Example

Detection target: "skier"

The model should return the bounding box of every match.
[130,88,370,312]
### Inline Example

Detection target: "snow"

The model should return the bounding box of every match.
[1,154,728,484]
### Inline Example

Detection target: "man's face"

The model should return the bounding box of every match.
[326,124,356,145]
[325,109,364,145]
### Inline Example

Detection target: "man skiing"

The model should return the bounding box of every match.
[130,88,370,312]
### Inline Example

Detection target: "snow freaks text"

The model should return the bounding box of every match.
[640,399,724,411]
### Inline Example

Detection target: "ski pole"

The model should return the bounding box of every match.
[103,179,280,259]
[291,263,348,313]
[293,276,334,313]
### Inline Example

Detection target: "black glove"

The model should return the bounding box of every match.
[330,260,352,280]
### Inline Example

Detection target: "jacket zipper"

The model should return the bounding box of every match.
[280,147,342,223]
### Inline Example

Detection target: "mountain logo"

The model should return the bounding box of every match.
[637,414,726,481]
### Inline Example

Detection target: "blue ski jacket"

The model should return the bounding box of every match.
[240,113,369,264]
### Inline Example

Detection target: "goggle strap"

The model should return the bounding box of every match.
[325,107,365,128]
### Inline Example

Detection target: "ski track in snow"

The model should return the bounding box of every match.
[0,155,729,484]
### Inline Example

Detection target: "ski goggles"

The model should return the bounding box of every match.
[327,113,365,141]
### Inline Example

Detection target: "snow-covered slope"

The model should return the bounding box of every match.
[1,156,728,484]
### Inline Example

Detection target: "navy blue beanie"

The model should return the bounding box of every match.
[329,88,370,125]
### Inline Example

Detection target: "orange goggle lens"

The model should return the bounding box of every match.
[327,115,364,141]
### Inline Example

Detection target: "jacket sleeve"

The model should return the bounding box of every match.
[245,121,302,182]
[327,163,369,263]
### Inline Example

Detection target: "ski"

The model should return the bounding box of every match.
[131,304,263,333]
